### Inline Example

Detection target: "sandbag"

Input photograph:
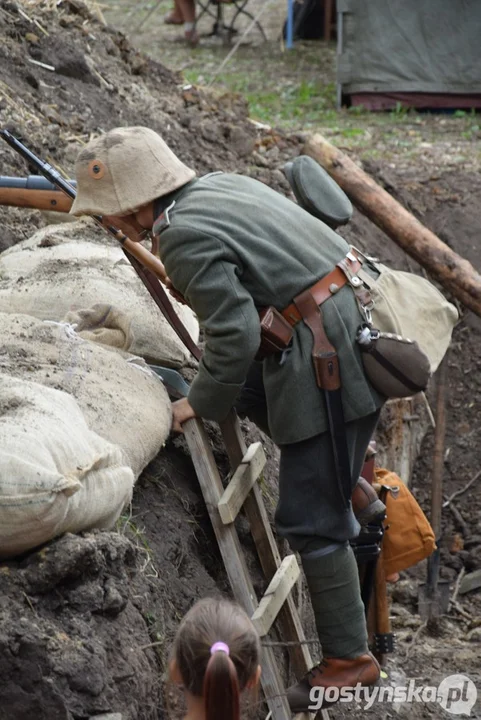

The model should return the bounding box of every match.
[0,376,134,558]
[0,221,199,368]
[0,312,172,477]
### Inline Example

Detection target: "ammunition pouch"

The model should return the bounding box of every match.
[257,306,293,360]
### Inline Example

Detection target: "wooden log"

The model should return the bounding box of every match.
[218,442,266,524]
[303,134,481,317]
[252,554,301,636]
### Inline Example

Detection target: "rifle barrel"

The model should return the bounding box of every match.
[0,130,76,200]
[0,175,76,191]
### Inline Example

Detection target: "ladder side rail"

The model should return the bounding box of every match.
[183,417,291,720]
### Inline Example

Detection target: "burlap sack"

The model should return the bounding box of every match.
[0,312,172,477]
[0,376,134,558]
[0,221,199,368]
[369,265,458,373]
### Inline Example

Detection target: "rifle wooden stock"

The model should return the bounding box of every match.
[0,184,168,283]
[0,187,73,213]
[118,234,168,284]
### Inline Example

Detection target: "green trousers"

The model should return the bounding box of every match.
[236,362,381,658]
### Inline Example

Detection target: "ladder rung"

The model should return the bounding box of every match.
[218,441,266,524]
[252,554,300,637]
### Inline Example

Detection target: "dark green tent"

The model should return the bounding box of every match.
[337,0,481,110]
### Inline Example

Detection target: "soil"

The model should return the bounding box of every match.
[0,2,480,720]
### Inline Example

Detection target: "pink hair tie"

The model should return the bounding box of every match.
[210,641,230,656]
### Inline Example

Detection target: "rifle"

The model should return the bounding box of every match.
[0,175,75,212]
[0,130,201,361]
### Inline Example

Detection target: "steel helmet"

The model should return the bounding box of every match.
[70,126,195,216]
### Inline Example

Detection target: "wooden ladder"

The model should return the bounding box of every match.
[183,409,329,720]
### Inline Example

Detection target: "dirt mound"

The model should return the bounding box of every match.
[0,532,159,720]
[0,0,298,251]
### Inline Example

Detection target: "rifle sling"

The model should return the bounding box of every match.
[125,250,202,362]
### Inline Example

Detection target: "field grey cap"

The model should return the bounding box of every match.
[70,126,196,216]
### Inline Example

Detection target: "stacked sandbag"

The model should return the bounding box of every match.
[0,221,199,368]
[0,376,134,558]
[0,312,172,478]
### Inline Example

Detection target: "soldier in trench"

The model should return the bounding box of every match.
[70,125,385,712]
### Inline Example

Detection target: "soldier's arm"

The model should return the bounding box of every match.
[161,228,261,421]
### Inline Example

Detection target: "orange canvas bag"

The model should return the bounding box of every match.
[375,468,436,576]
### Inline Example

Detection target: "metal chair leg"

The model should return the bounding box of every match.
[228,0,268,40]
[197,0,267,41]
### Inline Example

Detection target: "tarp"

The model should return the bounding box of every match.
[337,0,481,108]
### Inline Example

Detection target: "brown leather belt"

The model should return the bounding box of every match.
[281,249,363,327]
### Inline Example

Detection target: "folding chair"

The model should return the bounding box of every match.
[195,0,267,41]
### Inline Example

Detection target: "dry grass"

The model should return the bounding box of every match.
[21,0,107,25]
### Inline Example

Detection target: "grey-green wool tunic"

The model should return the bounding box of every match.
[157,173,384,445]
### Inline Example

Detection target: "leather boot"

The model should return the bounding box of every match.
[286,652,381,712]
[352,477,386,525]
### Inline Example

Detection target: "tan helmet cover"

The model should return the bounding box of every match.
[70,126,196,217]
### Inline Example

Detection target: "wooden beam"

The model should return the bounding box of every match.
[218,441,266,524]
[183,417,291,720]
[252,554,301,636]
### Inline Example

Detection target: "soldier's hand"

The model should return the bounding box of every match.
[172,397,198,433]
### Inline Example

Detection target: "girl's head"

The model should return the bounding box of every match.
[170,597,261,720]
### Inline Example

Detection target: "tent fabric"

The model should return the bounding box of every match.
[338,0,481,98]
